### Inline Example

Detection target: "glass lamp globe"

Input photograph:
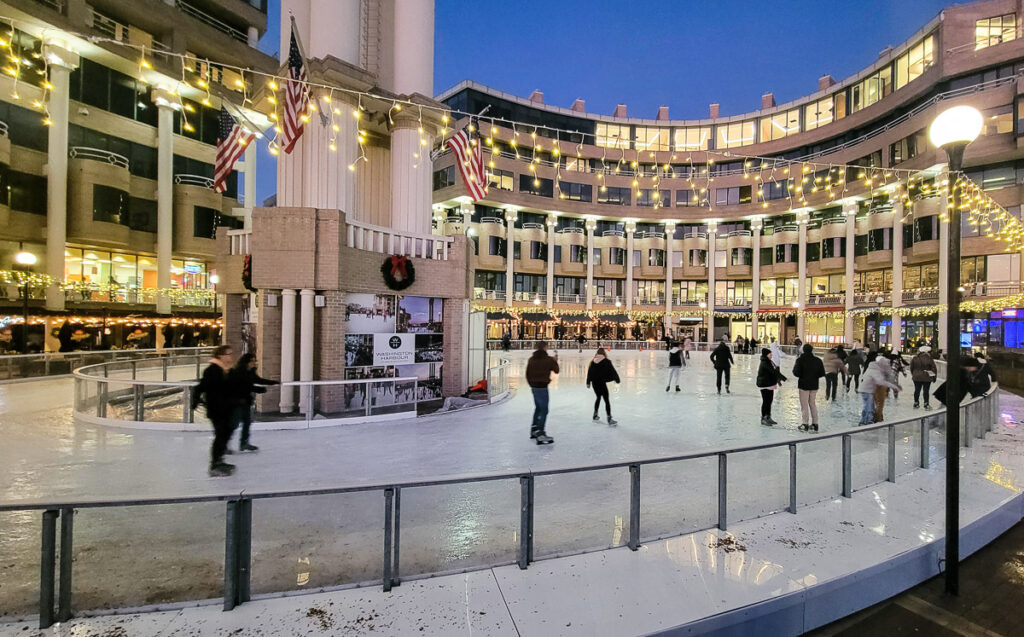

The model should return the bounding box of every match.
[14,251,36,265]
[928,105,983,149]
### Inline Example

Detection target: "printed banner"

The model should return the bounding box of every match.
[373,333,415,365]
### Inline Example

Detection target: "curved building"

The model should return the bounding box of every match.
[432,0,1024,350]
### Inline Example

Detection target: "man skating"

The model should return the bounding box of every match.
[792,344,826,432]
[192,345,237,477]
[525,342,559,444]
[710,339,734,394]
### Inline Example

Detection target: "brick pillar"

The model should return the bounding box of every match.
[443,297,468,396]
[257,290,283,414]
[222,293,246,355]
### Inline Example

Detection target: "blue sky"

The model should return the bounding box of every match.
[254,0,954,204]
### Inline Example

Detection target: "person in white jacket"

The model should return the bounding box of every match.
[857,358,900,425]
[666,342,685,392]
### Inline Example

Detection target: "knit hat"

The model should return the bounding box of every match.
[762,347,771,356]
[919,345,931,353]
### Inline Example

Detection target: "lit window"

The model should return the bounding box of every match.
[804,97,834,131]
[634,127,669,152]
[715,120,755,149]
[895,34,934,90]
[596,123,630,149]
[673,126,711,151]
[976,14,1016,50]
[759,108,800,142]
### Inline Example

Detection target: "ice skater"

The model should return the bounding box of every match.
[710,339,734,394]
[844,346,865,392]
[666,341,684,392]
[756,347,787,426]
[792,344,825,432]
[858,356,900,425]
[822,346,846,401]
[910,345,937,409]
[683,336,693,359]
[525,341,559,444]
[192,345,237,477]
[228,353,279,453]
[586,347,620,425]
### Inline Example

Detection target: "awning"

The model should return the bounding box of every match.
[519,312,555,322]
[600,313,632,324]
[560,314,593,323]
[486,311,514,320]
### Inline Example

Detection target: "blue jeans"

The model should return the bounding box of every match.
[859,391,875,425]
[531,387,549,434]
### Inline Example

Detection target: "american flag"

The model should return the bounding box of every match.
[280,19,309,154]
[447,128,488,201]
[214,107,254,194]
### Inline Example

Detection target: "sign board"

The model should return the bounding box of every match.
[373,333,415,365]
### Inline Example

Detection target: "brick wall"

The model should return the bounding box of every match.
[256,289,283,412]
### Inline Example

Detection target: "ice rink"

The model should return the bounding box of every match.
[0,348,931,617]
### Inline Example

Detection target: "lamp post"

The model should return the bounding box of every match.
[875,294,886,350]
[929,104,982,596]
[699,300,708,346]
[209,273,220,315]
[791,300,800,344]
[13,250,37,353]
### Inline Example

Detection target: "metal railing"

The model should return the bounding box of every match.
[175,0,249,43]
[521,222,545,230]
[72,357,426,428]
[727,230,753,237]
[682,232,708,239]
[488,339,667,351]
[227,229,250,255]
[9,352,999,626]
[473,289,506,301]
[33,0,64,12]
[807,293,846,306]
[346,219,454,260]
[855,291,892,305]
[602,230,625,237]
[174,174,215,188]
[68,147,129,169]
[963,281,1022,298]
[0,120,9,137]
[558,227,585,234]
[822,218,849,226]
[485,358,510,402]
[903,288,941,303]
[480,217,503,224]
[0,347,214,382]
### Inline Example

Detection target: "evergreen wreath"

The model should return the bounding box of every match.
[242,254,256,292]
[381,255,415,290]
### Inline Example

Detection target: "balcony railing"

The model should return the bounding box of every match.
[558,227,585,234]
[32,0,64,13]
[550,293,580,304]
[521,222,545,230]
[635,231,666,239]
[634,295,665,306]
[854,291,892,305]
[175,0,249,43]
[823,218,848,226]
[675,297,706,306]
[472,289,506,301]
[963,282,1022,298]
[807,293,846,306]
[347,219,454,260]
[716,298,752,307]
[902,288,940,303]
[174,174,215,188]
[774,224,798,233]
[0,120,9,138]
[69,147,129,169]
[727,230,753,237]
[227,229,250,255]
[682,232,708,239]
[602,230,625,237]
[480,217,503,224]
[592,295,622,305]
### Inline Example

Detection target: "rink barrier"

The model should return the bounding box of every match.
[486,339,804,355]
[1,384,999,627]
[485,358,511,402]
[0,346,215,382]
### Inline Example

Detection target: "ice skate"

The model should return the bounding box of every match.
[240,443,259,452]
[761,416,772,427]
[913,402,920,409]
[799,424,809,432]
[811,423,819,432]
[607,417,617,426]
[675,386,681,392]
[593,413,600,421]
[209,462,235,477]
[535,434,554,445]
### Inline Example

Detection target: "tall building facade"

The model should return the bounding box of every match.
[0,0,275,352]
[433,0,1024,352]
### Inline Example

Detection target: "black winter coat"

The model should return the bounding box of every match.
[229,366,279,407]
[710,344,734,369]
[586,357,621,385]
[668,348,683,367]
[756,355,787,388]
[792,353,826,390]
[193,363,233,420]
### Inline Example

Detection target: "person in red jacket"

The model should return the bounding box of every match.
[525,342,559,444]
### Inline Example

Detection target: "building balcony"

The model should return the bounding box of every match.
[553,293,585,305]
[592,295,623,306]
[854,291,892,306]
[473,289,506,302]
[807,293,846,306]
[68,147,132,248]
[901,288,940,304]
[633,295,665,306]
[675,297,707,307]
[962,281,1020,299]
[716,298,752,308]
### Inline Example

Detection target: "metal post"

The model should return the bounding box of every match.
[97,381,107,418]
[527,475,534,563]
[196,356,201,379]
[383,488,394,592]
[161,357,168,381]
[130,360,137,380]
[887,425,897,483]
[133,384,144,421]
[238,499,251,604]
[305,385,314,424]
[921,417,930,468]
[963,404,972,448]
[223,500,238,611]
[57,507,74,622]
[842,434,852,498]
[628,464,641,551]
[717,453,727,531]
[182,386,194,424]
[39,509,57,629]
[519,476,533,569]
[788,444,797,514]
[392,487,401,588]
[366,382,373,417]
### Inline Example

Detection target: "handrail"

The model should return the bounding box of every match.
[822,218,848,226]
[346,218,454,260]
[68,146,129,168]
[521,222,545,230]
[480,216,503,224]
[227,228,250,255]
[0,119,9,137]
[774,224,798,233]
[727,230,753,237]
[602,230,625,237]
[174,174,215,188]
[175,0,248,43]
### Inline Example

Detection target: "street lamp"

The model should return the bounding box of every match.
[13,251,36,353]
[929,104,982,596]
[875,294,886,350]
[209,273,220,315]
[699,300,708,345]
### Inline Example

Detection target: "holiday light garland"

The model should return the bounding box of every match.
[0,270,215,301]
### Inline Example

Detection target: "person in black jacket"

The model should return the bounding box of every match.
[710,340,734,394]
[192,345,236,476]
[792,344,826,432]
[755,348,787,426]
[228,353,279,453]
[586,347,621,424]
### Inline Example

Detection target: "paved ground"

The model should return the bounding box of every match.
[809,517,1024,636]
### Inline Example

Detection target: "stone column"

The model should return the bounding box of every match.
[707,223,717,339]
[797,214,808,339]
[938,187,950,350]
[891,201,904,351]
[390,112,433,235]
[504,210,516,307]
[298,289,315,414]
[43,43,78,311]
[546,214,556,309]
[844,202,857,344]
[243,141,257,215]
[664,223,676,336]
[752,221,762,339]
[585,221,596,310]
[392,0,434,97]
[153,87,177,315]
[625,223,635,311]
[279,289,297,413]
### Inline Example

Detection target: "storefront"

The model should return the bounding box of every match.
[804,310,845,346]
[63,247,211,304]
[0,314,222,354]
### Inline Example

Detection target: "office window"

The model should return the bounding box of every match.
[529,241,547,260]
[730,248,753,266]
[804,97,834,131]
[519,175,553,197]
[128,197,157,232]
[807,243,820,262]
[634,126,669,151]
[632,249,640,266]
[609,247,625,265]
[676,189,707,207]
[514,274,547,294]
[564,156,590,172]
[758,179,790,202]
[914,215,939,242]
[92,185,128,224]
[8,171,45,214]
[673,126,711,151]
[592,247,602,265]
[889,129,927,165]
[648,249,665,267]
[487,168,513,191]
[513,241,521,260]
[854,234,868,256]
[433,165,455,190]
[596,123,631,149]
[760,247,773,265]
[637,189,669,207]
[868,227,892,251]
[559,181,592,202]
[553,245,562,262]
[474,271,506,291]
[569,244,587,264]
[488,236,504,256]
[851,65,892,112]
[6,103,48,151]
[895,34,935,89]
[716,120,755,149]
[759,108,800,142]
[775,244,797,263]
[821,237,846,259]
[597,186,631,205]
[193,205,221,239]
[714,186,752,206]
[689,249,706,267]
[976,14,1016,50]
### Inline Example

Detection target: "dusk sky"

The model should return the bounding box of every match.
[254,0,954,204]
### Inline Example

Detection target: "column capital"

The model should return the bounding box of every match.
[504,211,517,223]
[707,221,718,233]
[299,288,316,296]
[151,86,182,110]
[281,288,297,297]
[43,42,78,70]
[625,221,636,233]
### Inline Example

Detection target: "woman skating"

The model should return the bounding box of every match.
[586,347,621,425]
[822,347,847,402]
[756,348,787,426]
[666,341,685,391]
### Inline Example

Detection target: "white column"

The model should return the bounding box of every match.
[546,215,555,309]
[664,224,675,335]
[752,222,761,339]
[392,0,435,96]
[247,26,259,48]
[938,187,950,350]
[797,216,808,339]
[707,224,717,338]
[844,202,857,344]
[279,289,297,413]
[585,222,596,310]
[243,142,257,213]
[390,111,433,234]
[299,289,315,414]
[154,88,176,315]
[891,202,904,351]
[625,223,635,311]
[504,211,516,308]
[43,45,77,311]
[284,0,360,64]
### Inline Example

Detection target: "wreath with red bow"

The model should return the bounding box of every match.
[242,254,256,292]
[381,255,415,290]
